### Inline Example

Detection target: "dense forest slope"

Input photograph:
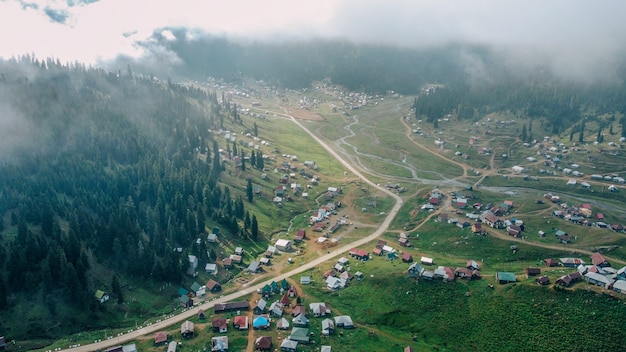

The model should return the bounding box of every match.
[0,58,253,338]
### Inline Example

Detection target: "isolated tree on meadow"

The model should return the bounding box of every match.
[250,150,256,168]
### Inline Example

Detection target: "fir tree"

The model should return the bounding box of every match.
[111,275,124,304]
[251,215,259,240]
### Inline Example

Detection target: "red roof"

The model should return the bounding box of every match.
[292,305,305,316]
[349,248,369,257]
[233,315,248,327]
[429,197,440,205]
[206,279,220,290]
[155,332,167,344]
[590,252,607,266]
[595,213,605,220]
[212,318,227,328]
[402,252,413,262]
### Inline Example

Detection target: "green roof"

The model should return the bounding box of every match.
[496,272,517,283]
[95,290,106,299]
[190,281,202,292]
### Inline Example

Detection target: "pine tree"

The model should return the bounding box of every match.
[111,275,124,304]
[520,124,527,141]
[257,151,264,170]
[250,150,256,168]
[251,214,259,240]
[254,122,258,137]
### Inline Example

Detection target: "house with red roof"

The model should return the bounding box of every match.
[590,252,610,267]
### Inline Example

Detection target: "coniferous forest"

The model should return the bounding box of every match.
[0,57,254,337]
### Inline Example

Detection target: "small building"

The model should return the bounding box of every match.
[205,263,218,275]
[255,336,272,351]
[253,315,271,330]
[333,315,354,329]
[292,305,305,317]
[206,279,221,292]
[288,327,310,343]
[254,298,268,314]
[294,229,307,242]
[402,252,413,263]
[526,267,541,277]
[248,260,261,273]
[95,290,109,304]
[190,281,205,297]
[544,258,559,267]
[556,272,582,287]
[122,344,137,352]
[309,302,331,317]
[276,317,290,330]
[612,280,626,294]
[181,320,194,339]
[590,252,610,267]
[154,332,168,345]
[496,272,517,284]
[321,318,335,336]
[212,318,228,333]
[420,256,434,265]
[280,339,298,352]
[584,272,612,288]
[233,315,249,330]
[167,341,177,352]
[349,248,370,260]
[560,258,585,267]
[536,276,550,285]
[408,262,424,278]
[466,260,480,271]
[211,336,228,352]
[275,239,293,251]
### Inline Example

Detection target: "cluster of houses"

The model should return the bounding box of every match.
[551,199,625,232]
[545,254,626,294]
[177,278,222,308]
[202,280,349,352]
[432,197,524,239]
[322,257,364,290]
[407,257,482,282]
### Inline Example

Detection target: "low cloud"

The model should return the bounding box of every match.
[1,0,625,82]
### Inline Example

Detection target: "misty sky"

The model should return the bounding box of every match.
[2,0,626,79]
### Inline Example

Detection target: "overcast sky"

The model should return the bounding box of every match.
[2,0,626,78]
